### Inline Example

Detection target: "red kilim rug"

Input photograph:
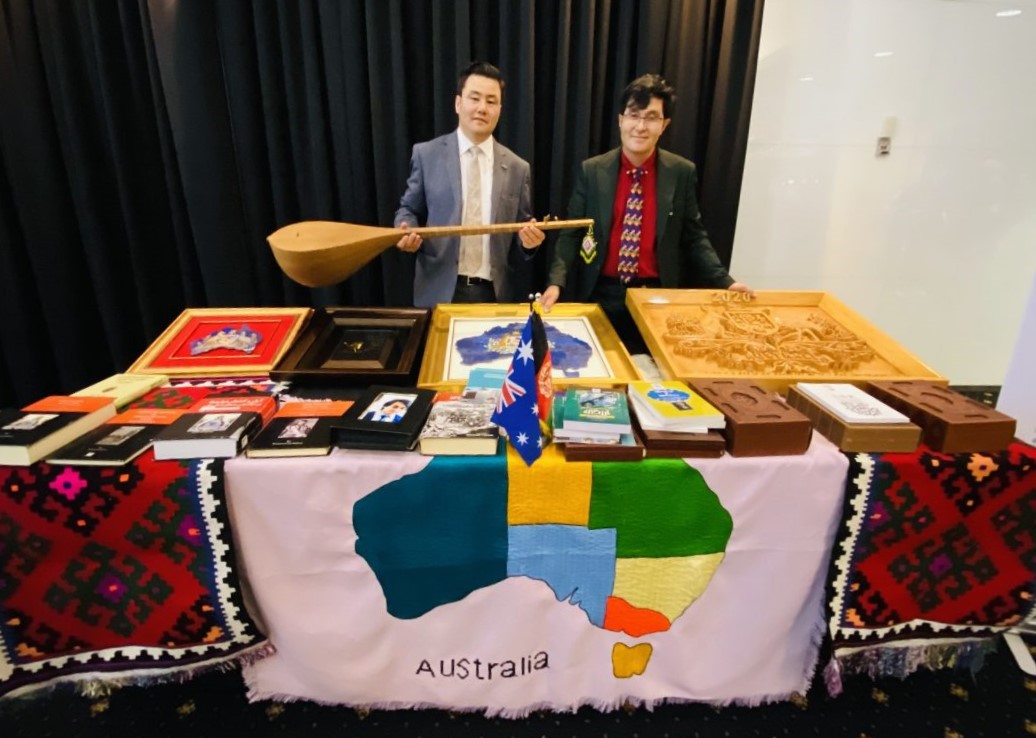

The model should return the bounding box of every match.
[0,385,273,698]
[826,441,1036,692]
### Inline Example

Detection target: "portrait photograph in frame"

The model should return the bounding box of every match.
[417,303,641,391]
[270,307,430,386]
[128,307,313,377]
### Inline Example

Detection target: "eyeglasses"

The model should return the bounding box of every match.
[622,111,666,126]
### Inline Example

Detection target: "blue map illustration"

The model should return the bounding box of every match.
[456,322,594,378]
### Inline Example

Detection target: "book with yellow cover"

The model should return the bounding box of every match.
[627,381,726,431]
[71,372,169,408]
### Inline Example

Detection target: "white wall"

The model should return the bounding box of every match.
[731,0,1036,385]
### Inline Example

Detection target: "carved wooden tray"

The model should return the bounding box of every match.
[626,289,946,393]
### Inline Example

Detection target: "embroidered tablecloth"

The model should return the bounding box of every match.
[227,432,849,715]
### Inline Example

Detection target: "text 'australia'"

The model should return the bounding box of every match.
[416,652,549,680]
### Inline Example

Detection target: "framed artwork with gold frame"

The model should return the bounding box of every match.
[626,289,946,393]
[270,307,430,385]
[128,307,313,377]
[417,303,641,392]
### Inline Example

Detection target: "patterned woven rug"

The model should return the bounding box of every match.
[0,385,273,698]
[826,441,1036,692]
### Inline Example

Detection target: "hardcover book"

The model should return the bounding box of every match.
[561,388,632,436]
[794,383,910,425]
[152,394,277,460]
[627,381,726,431]
[0,395,116,466]
[246,400,355,458]
[331,386,436,452]
[462,367,508,402]
[71,372,169,408]
[552,392,625,443]
[47,408,185,466]
[418,393,499,456]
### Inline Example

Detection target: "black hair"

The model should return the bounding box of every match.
[382,398,412,410]
[457,61,505,96]
[619,74,675,118]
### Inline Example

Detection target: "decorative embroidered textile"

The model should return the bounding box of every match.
[826,442,1036,692]
[616,167,645,284]
[0,386,272,698]
[231,434,849,712]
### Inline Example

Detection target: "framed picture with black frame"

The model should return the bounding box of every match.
[270,307,430,386]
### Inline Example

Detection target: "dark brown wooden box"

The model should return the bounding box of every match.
[865,381,1016,453]
[690,379,812,456]
[631,415,726,458]
[785,385,921,453]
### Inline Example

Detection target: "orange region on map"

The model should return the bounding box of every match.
[603,596,671,637]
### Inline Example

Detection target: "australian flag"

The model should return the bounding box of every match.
[491,305,554,466]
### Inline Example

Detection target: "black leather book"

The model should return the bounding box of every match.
[331,386,436,452]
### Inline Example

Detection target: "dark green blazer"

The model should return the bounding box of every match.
[547,148,733,300]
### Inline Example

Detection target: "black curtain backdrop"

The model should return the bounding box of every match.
[0,0,763,407]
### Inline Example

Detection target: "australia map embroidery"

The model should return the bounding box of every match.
[353,456,733,679]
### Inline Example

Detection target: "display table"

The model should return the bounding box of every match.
[225,433,849,714]
[825,441,1036,691]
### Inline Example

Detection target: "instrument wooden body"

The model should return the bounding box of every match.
[267,219,592,287]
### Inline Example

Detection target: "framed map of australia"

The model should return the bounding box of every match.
[129,307,312,377]
[417,304,641,391]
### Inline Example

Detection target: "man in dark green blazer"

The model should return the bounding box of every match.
[541,74,751,353]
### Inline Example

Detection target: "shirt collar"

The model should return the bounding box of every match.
[620,148,657,176]
[457,129,494,158]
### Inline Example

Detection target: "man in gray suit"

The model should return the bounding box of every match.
[541,74,751,353]
[395,62,545,307]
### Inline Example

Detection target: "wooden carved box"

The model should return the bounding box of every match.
[626,290,946,394]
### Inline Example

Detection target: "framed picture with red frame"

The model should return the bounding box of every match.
[128,307,313,377]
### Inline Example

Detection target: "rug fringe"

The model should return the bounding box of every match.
[244,689,804,717]
[825,638,996,693]
[2,640,274,702]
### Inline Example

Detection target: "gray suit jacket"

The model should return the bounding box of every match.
[547,148,733,300]
[394,133,535,307]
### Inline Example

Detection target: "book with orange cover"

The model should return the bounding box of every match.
[246,401,355,458]
[0,395,117,466]
[47,408,186,466]
[152,394,277,460]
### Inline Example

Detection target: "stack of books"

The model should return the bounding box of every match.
[554,388,643,461]
[626,380,727,458]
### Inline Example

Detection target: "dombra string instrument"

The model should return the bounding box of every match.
[267,218,593,287]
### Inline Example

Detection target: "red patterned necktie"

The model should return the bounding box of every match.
[616,166,646,284]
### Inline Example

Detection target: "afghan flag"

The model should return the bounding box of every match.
[491,304,554,466]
